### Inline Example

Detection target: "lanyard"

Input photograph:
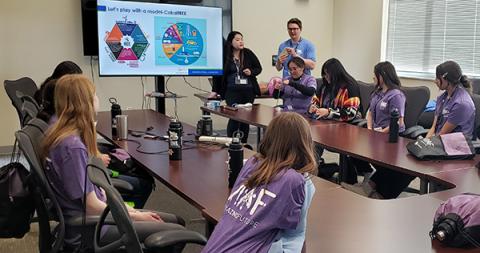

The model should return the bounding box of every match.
[289,39,300,51]
[234,58,241,77]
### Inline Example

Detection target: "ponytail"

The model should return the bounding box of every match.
[459,75,472,92]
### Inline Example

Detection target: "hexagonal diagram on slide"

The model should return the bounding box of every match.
[105,21,149,62]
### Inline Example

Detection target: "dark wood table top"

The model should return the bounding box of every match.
[194,93,272,103]
[428,167,480,201]
[201,104,340,128]
[305,188,475,253]
[309,123,480,179]
[96,110,240,211]
[97,110,478,253]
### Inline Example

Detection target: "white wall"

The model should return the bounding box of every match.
[0,0,334,146]
[332,0,383,82]
[233,0,334,81]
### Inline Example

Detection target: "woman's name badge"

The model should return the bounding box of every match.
[235,76,248,85]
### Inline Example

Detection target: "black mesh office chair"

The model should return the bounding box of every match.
[87,156,207,253]
[4,77,38,127]
[401,86,430,139]
[471,79,480,95]
[352,81,376,127]
[15,119,67,253]
[471,94,480,140]
[20,94,41,126]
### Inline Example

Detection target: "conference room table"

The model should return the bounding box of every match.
[201,104,480,193]
[96,109,479,253]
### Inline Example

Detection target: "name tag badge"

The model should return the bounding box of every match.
[235,76,248,85]
[380,101,387,110]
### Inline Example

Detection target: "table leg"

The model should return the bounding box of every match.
[420,179,429,194]
[339,154,357,184]
[256,126,261,148]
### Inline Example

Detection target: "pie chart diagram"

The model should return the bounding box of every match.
[162,22,204,65]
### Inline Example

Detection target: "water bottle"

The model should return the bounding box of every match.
[389,109,400,143]
[228,137,243,188]
[196,115,213,137]
[168,118,183,160]
[110,98,122,139]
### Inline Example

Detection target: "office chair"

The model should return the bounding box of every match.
[20,94,41,126]
[87,156,207,253]
[352,81,376,127]
[401,86,430,139]
[4,77,38,127]
[471,79,480,95]
[471,94,480,140]
[15,119,68,253]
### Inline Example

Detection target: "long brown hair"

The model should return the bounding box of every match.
[246,112,317,189]
[42,74,98,158]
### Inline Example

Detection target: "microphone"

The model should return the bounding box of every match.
[198,136,233,145]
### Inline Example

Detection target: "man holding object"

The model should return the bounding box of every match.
[276,18,317,78]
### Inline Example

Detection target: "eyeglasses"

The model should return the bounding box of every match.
[288,27,300,31]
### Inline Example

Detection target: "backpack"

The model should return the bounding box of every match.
[430,193,480,248]
[406,132,475,160]
[0,146,35,238]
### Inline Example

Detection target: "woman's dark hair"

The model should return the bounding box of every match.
[224,31,244,70]
[34,61,83,105]
[321,58,357,89]
[36,78,57,122]
[374,61,401,91]
[287,57,305,70]
[51,61,83,79]
[436,60,471,92]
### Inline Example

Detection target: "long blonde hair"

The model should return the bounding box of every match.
[246,112,317,189]
[42,74,98,158]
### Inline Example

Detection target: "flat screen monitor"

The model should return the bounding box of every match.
[97,0,223,76]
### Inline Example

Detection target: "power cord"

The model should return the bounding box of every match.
[90,56,95,83]
[141,77,146,110]
[183,76,210,93]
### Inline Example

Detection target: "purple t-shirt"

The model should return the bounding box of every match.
[369,89,406,132]
[282,74,317,114]
[202,157,306,253]
[45,134,106,245]
[434,87,475,138]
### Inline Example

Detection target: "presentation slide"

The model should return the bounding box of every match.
[97,0,223,76]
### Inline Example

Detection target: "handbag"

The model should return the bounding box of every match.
[430,193,480,248]
[0,140,35,238]
[406,132,475,160]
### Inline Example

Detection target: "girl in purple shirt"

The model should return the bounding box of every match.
[273,57,317,114]
[427,61,475,139]
[42,75,183,250]
[343,62,415,199]
[202,112,317,253]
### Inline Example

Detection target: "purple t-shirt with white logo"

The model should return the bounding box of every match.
[369,89,406,132]
[282,74,317,114]
[202,157,306,253]
[435,87,475,138]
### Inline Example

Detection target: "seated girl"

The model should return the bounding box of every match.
[202,112,317,253]
[41,74,183,250]
[273,57,317,113]
[309,58,361,122]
